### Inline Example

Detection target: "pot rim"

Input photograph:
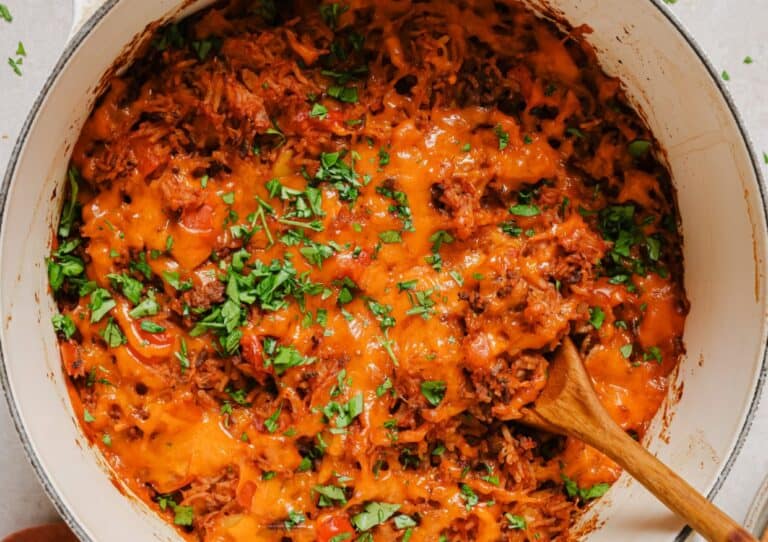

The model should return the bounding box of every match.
[0,2,765,541]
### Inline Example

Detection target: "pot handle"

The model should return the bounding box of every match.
[69,0,108,40]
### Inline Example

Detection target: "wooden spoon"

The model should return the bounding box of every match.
[520,337,755,542]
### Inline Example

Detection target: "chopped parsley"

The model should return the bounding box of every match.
[129,291,159,318]
[420,380,446,406]
[509,204,540,217]
[140,320,166,333]
[284,510,306,530]
[394,514,417,529]
[266,344,316,375]
[52,314,76,339]
[351,502,401,531]
[588,307,605,329]
[107,273,143,305]
[322,392,364,428]
[315,151,361,203]
[162,271,192,292]
[495,124,510,150]
[173,505,194,526]
[644,346,663,364]
[89,289,116,323]
[328,85,359,103]
[627,139,652,158]
[264,402,282,433]
[405,288,436,319]
[59,168,80,238]
[310,103,329,119]
[376,377,393,397]
[460,483,479,510]
[500,221,523,237]
[175,338,190,372]
[319,3,348,29]
[562,474,611,501]
[313,484,347,507]
[505,513,526,529]
[376,184,414,232]
[379,230,402,243]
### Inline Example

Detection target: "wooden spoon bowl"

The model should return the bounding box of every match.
[520,337,755,542]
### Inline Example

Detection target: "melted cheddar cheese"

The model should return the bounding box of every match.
[49,1,687,541]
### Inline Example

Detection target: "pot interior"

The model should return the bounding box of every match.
[0,1,765,541]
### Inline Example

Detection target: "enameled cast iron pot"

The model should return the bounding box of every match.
[1,1,766,540]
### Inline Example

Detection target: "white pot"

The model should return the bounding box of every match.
[1,1,765,540]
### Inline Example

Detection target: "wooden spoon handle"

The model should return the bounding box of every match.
[580,420,754,542]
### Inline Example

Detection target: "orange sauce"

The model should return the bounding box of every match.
[49,1,687,540]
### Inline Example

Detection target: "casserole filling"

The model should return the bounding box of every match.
[49,1,687,540]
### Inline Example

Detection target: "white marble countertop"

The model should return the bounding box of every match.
[0,0,766,539]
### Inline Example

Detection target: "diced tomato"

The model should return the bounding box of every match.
[241,331,264,368]
[290,109,352,134]
[240,330,274,383]
[316,514,355,542]
[237,480,256,509]
[180,204,214,232]
[60,340,85,378]
[331,249,370,284]
[131,137,168,177]
[114,301,173,360]
[135,321,172,348]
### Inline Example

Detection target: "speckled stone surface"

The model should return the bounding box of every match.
[0,1,765,538]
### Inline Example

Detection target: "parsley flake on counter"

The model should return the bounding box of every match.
[0,4,11,22]
[8,57,21,76]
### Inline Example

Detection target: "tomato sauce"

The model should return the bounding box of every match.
[48,1,687,540]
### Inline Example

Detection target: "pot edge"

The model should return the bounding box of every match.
[0,1,765,541]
